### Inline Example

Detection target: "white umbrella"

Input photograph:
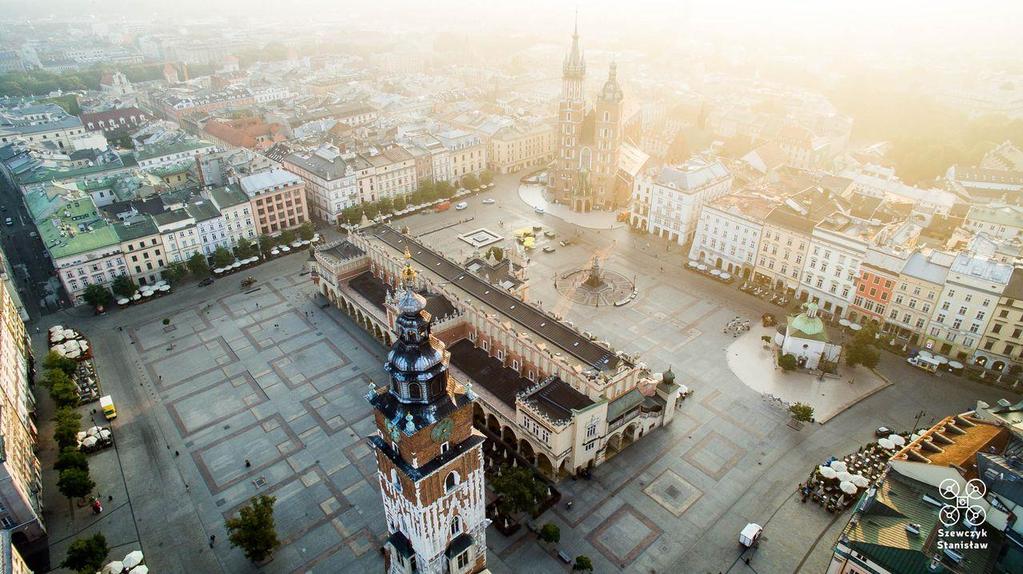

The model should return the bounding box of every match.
[132,293,142,301]
[100,561,123,574]
[948,360,964,369]
[910,433,922,442]
[67,350,80,358]
[312,233,321,241]
[132,566,149,574]
[76,431,87,441]
[918,350,933,359]
[142,290,153,297]
[849,323,862,331]
[934,355,949,365]
[839,318,850,326]
[720,273,731,280]
[819,466,838,479]
[840,481,857,495]
[160,285,170,292]
[291,240,302,248]
[697,264,707,271]
[122,550,143,569]
[271,249,280,255]
[281,245,291,252]
[99,429,112,440]
[49,325,62,333]
[155,280,167,287]
[830,460,848,472]
[301,240,310,246]
[214,268,223,274]
[852,474,870,488]
[87,426,100,436]
[889,434,906,447]
[878,437,895,450]
[118,298,129,305]
[82,436,98,448]
[836,471,854,483]
[51,332,65,342]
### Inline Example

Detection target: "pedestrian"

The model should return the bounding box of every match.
[185,483,190,492]
[209,535,216,548]
[108,495,113,502]
[245,459,251,468]
[175,450,179,457]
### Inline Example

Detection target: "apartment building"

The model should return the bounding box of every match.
[630,159,732,246]
[354,146,417,203]
[239,169,309,236]
[154,209,202,264]
[926,253,1012,360]
[435,130,486,182]
[754,187,843,293]
[282,145,357,223]
[487,122,555,174]
[205,185,256,246]
[976,267,1023,371]
[801,214,882,320]
[114,217,166,287]
[850,247,906,326]
[689,190,777,279]
[886,250,953,344]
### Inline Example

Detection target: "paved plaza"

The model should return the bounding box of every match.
[32,174,1023,574]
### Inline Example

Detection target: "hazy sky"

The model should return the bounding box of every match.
[2,0,1020,57]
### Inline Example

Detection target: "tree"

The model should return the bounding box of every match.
[163,262,189,285]
[47,370,80,409]
[461,173,480,190]
[485,246,504,262]
[234,237,255,259]
[362,202,380,220]
[480,170,494,185]
[226,495,281,563]
[416,180,436,204]
[57,468,95,502]
[258,234,277,255]
[393,195,407,211]
[279,229,298,245]
[846,325,881,369]
[111,274,137,298]
[538,523,560,544]
[43,350,78,376]
[212,247,234,268]
[789,402,815,423]
[491,465,548,516]
[54,447,89,473]
[298,222,315,241]
[377,196,394,215]
[53,407,82,449]
[436,181,456,199]
[572,555,594,572]
[82,284,113,308]
[187,253,210,278]
[339,206,362,226]
[778,354,798,371]
[60,533,109,574]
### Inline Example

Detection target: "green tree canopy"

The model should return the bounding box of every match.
[779,354,798,371]
[279,229,298,245]
[461,173,480,190]
[480,170,494,185]
[789,402,815,423]
[53,407,82,450]
[43,350,78,376]
[539,523,560,544]
[82,284,113,308]
[234,237,256,259]
[339,206,362,226]
[846,324,881,369]
[258,234,277,254]
[393,195,407,211]
[187,253,210,278]
[60,533,109,574]
[377,196,394,215]
[111,274,138,298]
[572,555,594,572]
[212,247,234,268]
[298,222,315,240]
[436,181,456,199]
[57,467,95,501]
[226,495,281,563]
[163,262,189,285]
[491,465,547,516]
[54,447,89,473]
[48,370,80,409]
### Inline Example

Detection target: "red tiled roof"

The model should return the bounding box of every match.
[204,117,286,149]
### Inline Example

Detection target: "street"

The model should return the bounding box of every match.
[0,176,63,319]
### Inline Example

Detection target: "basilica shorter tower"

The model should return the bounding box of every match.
[368,250,488,574]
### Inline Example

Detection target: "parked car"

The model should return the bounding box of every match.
[542,246,556,253]
[198,277,215,287]
[534,206,545,214]
[874,426,893,437]
[481,198,496,205]
[907,355,939,373]
[454,201,469,210]
[559,240,573,247]
[544,230,556,238]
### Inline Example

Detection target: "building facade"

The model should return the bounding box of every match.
[689,191,775,278]
[282,145,358,224]
[631,159,732,247]
[115,217,166,287]
[239,169,309,236]
[886,250,951,344]
[926,253,1012,360]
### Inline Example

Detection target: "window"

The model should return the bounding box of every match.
[451,516,461,536]
[440,442,450,455]
[456,551,470,569]
[445,471,459,492]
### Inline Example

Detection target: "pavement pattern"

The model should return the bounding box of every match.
[31,173,1023,574]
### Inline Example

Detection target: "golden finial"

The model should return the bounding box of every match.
[401,247,417,284]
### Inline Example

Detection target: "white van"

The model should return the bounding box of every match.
[907,355,940,373]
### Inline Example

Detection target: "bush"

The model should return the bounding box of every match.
[539,522,560,544]
[779,353,798,371]
[573,555,594,572]
[789,402,814,423]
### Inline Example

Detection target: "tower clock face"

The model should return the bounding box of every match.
[432,417,454,443]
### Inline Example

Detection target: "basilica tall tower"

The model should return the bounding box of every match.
[551,15,587,208]
[368,251,488,574]
[593,61,625,209]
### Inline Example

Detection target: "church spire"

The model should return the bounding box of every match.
[563,10,585,80]
[599,58,624,103]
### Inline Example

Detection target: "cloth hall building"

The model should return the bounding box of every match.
[311,226,681,480]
